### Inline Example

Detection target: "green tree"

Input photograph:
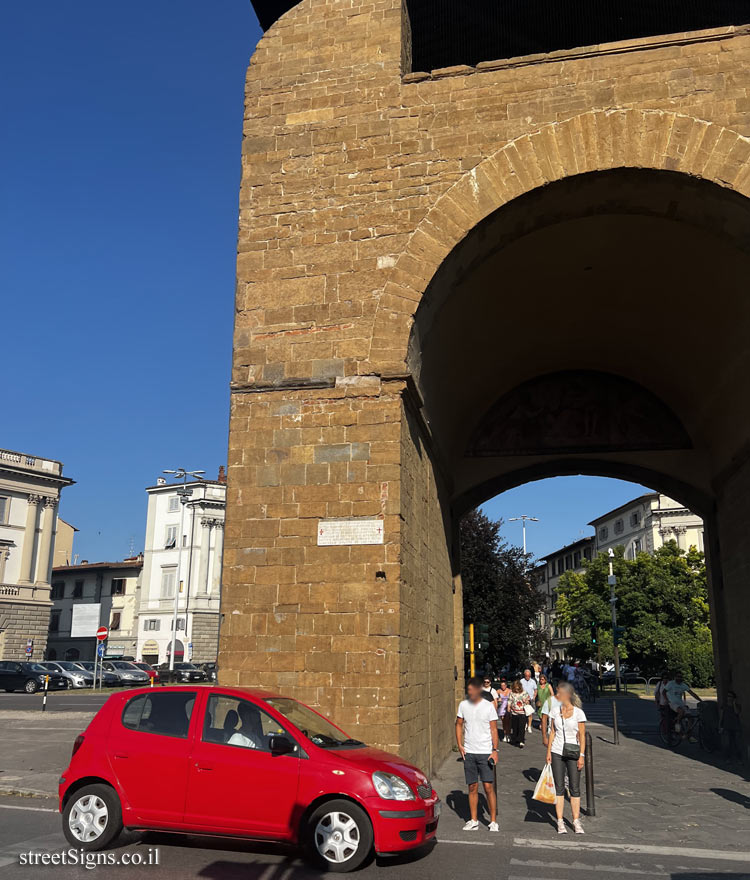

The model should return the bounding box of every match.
[460,509,545,671]
[556,541,714,686]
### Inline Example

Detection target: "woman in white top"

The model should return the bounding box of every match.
[545,681,586,834]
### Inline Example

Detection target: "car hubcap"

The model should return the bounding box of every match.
[68,795,108,842]
[314,811,360,863]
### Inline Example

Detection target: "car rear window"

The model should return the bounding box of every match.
[122,691,196,738]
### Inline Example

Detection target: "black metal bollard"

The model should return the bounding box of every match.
[584,731,596,816]
[612,700,619,745]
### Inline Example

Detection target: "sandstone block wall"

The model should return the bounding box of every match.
[223,0,750,769]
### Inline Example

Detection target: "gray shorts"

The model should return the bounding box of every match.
[463,752,494,785]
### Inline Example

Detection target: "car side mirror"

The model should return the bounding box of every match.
[269,735,295,756]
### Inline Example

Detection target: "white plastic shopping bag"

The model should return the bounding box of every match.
[532,762,557,804]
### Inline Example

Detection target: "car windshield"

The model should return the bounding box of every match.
[58,662,82,671]
[176,663,197,669]
[113,661,137,670]
[28,664,48,673]
[265,698,364,749]
[76,662,95,671]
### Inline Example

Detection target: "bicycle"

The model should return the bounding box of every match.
[659,703,717,751]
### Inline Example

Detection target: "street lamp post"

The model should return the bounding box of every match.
[608,548,622,693]
[509,515,539,555]
[163,468,205,677]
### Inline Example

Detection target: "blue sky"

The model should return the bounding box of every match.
[1,3,653,563]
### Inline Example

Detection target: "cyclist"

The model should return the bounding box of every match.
[665,671,702,736]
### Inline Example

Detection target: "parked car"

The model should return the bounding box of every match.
[59,686,439,870]
[0,661,68,694]
[157,662,207,683]
[39,661,93,689]
[199,662,218,682]
[101,661,150,687]
[132,662,159,684]
[74,662,120,688]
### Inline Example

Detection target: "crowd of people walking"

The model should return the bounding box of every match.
[456,663,589,834]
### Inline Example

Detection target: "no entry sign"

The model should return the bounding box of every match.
[96,626,108,642]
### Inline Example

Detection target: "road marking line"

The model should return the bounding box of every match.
[0,804,56,813]
[513,837,750,862]
[438,838,495,846]
[510,858,667,875]
[0,832,66,868]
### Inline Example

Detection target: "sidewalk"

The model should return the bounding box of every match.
[432,701,750,852]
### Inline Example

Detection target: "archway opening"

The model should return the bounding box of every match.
[403,167,750,765]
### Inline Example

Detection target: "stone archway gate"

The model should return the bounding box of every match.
[223,1,750,772]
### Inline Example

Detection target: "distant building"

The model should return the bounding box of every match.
[47,557,143,661]
[53,518,78,567]
[0,447,74,660]
[135,469,226,666]
[591,493,704,558]
[534,537,595,660]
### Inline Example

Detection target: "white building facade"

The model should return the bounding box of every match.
[135,473,226,666]
[591,493,704,558]
[47,558,142,662]
[0,447,74,660]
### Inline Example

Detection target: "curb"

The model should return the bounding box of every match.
[0,786,56,800]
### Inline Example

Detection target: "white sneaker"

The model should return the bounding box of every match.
[488,821,500,832]
[463,820,479,831]
[557,819,567,834]
[573,819,585,834]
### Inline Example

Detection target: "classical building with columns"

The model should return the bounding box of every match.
[0,447,74,660]
[591,493,704,559]
[135,470,226,666]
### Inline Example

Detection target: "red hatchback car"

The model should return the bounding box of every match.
[59,686,439,871]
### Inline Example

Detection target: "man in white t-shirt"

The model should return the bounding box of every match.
[521,669,537,733]
[456,676,499,832]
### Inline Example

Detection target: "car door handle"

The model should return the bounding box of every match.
[194,764,213,772]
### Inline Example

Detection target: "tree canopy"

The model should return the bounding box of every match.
[459,509,545,671]
[556,541,714,686]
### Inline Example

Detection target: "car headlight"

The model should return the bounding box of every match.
[372,772,415,801]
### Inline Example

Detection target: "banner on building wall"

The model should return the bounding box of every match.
[70,603,102,638]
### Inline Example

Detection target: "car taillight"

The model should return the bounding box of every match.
[71,734,85,757]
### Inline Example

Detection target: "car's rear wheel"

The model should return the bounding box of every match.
[24,679,39,694]
[63,784,122,851]
[305,799,373,872]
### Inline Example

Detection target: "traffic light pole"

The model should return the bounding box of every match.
[608,551,621,693]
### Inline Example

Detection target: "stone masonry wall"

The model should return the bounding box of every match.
[0,601,50,661]
[224,0,750,768]
[190,612,220,664]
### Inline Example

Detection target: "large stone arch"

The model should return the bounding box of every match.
[369,109,750,373]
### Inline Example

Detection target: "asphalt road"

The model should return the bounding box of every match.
[0,794,748,880]
[0,692,110,713]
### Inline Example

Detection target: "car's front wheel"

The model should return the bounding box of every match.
[305,799,373,872]
[62,784,123,851]
[24,679,39,694]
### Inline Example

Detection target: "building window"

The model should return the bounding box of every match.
[171,617,186,631]
[49,611,60,632]
[599,527,609,541]
[0,496,9,524]
[556,558,564,575]
[110,612,121,631]
[160,568,176,598]
[164,526,178,549]
[111,578,126,596]
[614,519,624,534]
[630,538,642,559]
[630,511,641,527]
[64,647,80,661]
[584,547,592,561]
[144,619,161,631]
[73,580,84,599]
[573,551,581,568]
[168,496,180,513]
[51,581,64,599]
